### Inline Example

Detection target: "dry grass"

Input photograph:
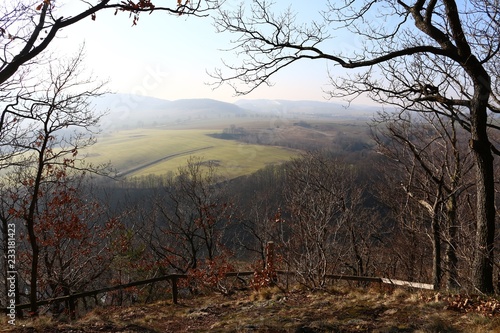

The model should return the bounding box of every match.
[5,285,500,332]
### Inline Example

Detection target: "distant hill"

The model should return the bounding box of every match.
[235,99,379,118]
[92,94,377,130]
[94,94,248,130]
[168,98,245,115]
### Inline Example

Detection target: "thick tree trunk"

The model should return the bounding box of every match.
[470,81,495,293]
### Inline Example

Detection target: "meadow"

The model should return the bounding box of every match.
[84,127,298,179]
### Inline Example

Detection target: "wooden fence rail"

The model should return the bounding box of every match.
[9,271,259,314]
[277,271,434,289]
[6,244,433,316]
[7,270,433,316]
[12,274,188,312]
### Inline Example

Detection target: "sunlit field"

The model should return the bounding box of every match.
[84,128,297,179]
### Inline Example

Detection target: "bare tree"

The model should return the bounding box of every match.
[280,151,377,289]
[0,49,108,315]
[0,0,219,88]
[373,111,475,289]
[212,0,500,293]
[33,174,120,318]
[143,157,234,275]
[230,164,286,265]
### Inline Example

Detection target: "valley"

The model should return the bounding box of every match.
[84,95,376,180]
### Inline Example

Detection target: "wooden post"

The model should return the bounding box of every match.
[265,241,277,284]
[68,294,76,320]
[265,241,275,270]
[171,276,178,304]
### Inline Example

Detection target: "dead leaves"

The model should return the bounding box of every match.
[424,293,500,317]
[35,0,51,11]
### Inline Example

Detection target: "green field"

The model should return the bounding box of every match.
[84,128,297,179]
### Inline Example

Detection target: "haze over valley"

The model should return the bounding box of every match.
[85,94,376,179]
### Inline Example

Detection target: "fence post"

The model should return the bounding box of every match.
[265,241,277,284]
[265,241,274,270]
[171,276,178,304]
[68,294,76,320]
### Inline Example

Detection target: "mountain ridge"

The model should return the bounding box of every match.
[93,93,377,130]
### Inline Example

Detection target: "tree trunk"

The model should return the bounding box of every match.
[28,232,39,315]
[445,195,459,290]
[470,81,495,293]
[431,213,441,290]
[64,287,76,320]
[1,219,22,316]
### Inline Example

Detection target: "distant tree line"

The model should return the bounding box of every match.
[209,123,374,153]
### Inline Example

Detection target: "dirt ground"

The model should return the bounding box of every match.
[4,286,500,333]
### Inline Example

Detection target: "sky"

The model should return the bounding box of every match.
[50,1,358,105]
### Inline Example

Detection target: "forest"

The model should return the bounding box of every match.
[1,83,498,317]
[0,0,499,327]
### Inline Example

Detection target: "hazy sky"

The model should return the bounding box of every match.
[52,1,359,104]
